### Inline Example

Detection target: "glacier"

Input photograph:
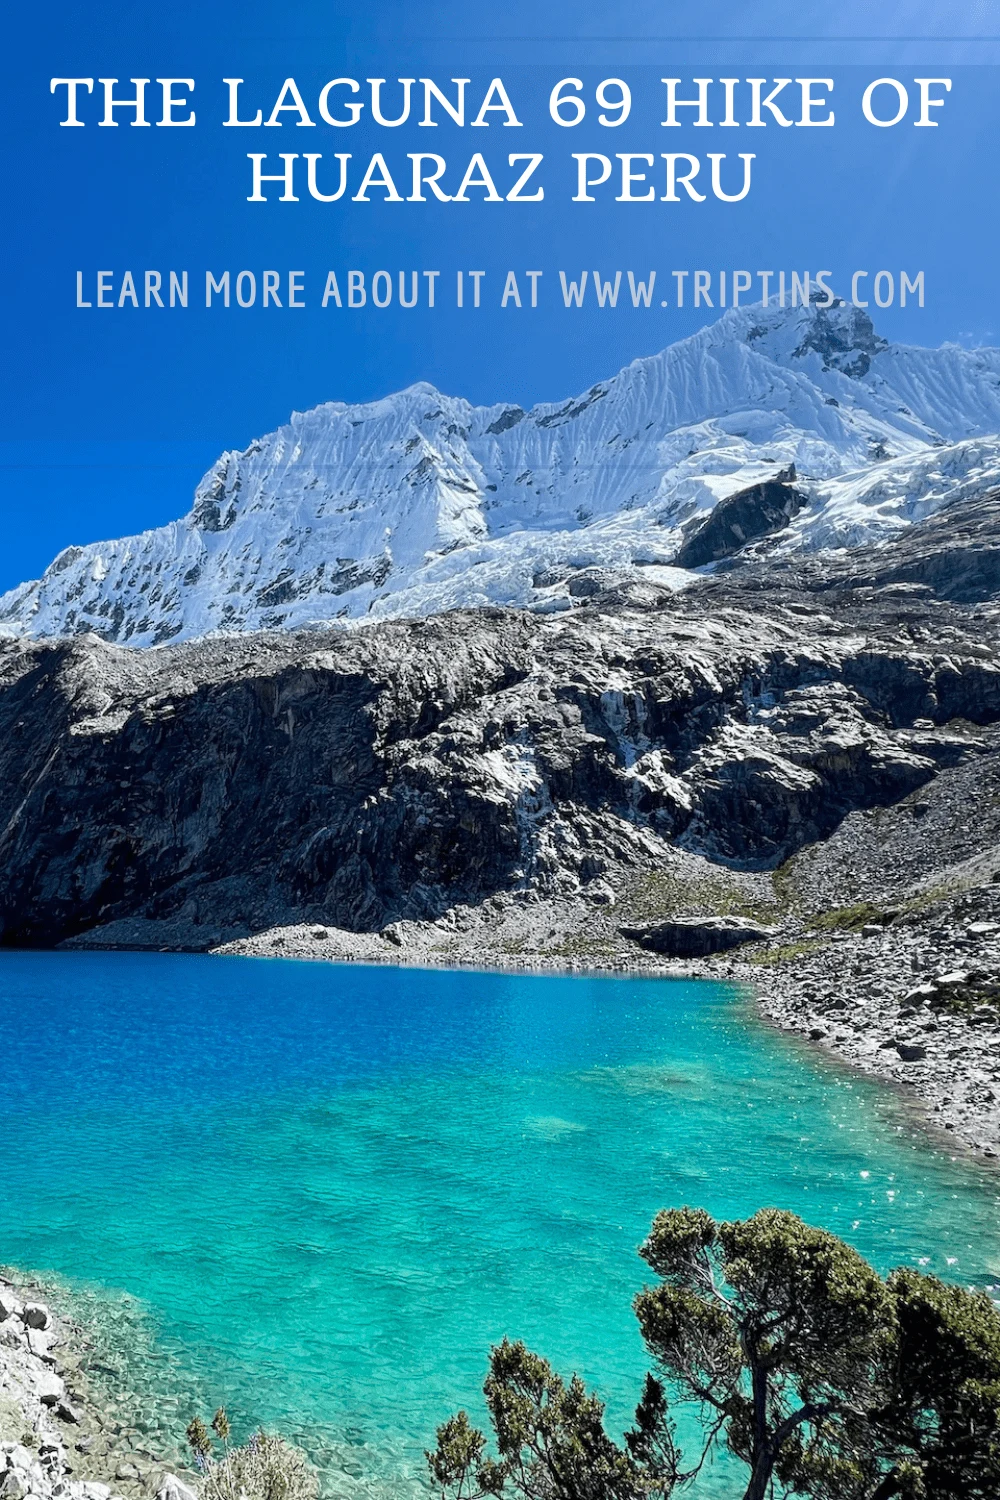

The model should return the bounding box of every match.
[4,298,1000,646]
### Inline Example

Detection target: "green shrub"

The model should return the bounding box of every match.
[186,1411,317,1500]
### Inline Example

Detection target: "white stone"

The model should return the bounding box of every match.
[25,1331,53,1362]
[34,1372,64,1407]
[935,970,971,988]
[904,984,938,1003]
[155,1475,198,1500]
[0,1293,22,1324]
[5,1448,34,1473]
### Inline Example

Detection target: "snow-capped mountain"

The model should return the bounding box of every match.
[5,300,1000,646]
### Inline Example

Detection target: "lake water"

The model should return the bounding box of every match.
[1,950,999,1497]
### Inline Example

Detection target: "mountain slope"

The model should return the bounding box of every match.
[2,506,1000,947]
[4,301,1000,646]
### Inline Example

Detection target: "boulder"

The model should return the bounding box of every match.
[935,970,972,988]
[896,1042,928,1062]
[21,1304,51,1331]
[156,1477,198,1500]
[26,1329,54,1361]
[673,476,807,570]
[0,1471,29,1500]
[566,569,610,598]
[0,1291,22,1323]
[35,1371,65,1407]
[619,914,774,958]
[904,984,937,1005]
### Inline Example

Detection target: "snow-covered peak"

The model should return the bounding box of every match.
[717,299,888,369]
[713,299,1000,440]
[3,304,1000,646]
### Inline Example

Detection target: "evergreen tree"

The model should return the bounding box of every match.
[427,1207,1000,1500]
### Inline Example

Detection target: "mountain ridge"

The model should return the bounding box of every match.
[5,300,1000,646]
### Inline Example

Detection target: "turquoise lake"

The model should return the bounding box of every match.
[1,950,999,1497]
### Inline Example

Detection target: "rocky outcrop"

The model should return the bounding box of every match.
[718,878,1000,1158]
[839,490,1000,603]
[726,489,1000,605]
[619,915,774,957]
[0,497,998,952]
[673,475,806,569]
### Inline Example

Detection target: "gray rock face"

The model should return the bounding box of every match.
[619,915,773,957]
[673,476,807,569]
[0,500,997,949]
[738,489,1000,605]
[787,302,889,378]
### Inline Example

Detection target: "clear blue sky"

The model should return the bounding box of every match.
[2,1,999,589]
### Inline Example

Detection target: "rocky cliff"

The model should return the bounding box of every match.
[1,491,998,951]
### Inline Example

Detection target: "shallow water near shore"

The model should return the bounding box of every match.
[1,950,999,1497]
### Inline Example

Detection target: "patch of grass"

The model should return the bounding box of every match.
[896,875,986,916]
[931,981,1000,1017]
[807,902,886,933]
[744,937,829,968]
[771,854,803,913]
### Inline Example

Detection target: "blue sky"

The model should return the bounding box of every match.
[3,0,1000,590]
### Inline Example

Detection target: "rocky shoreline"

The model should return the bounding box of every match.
[0,1274,193,1500]
[711,887,1000,1160]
